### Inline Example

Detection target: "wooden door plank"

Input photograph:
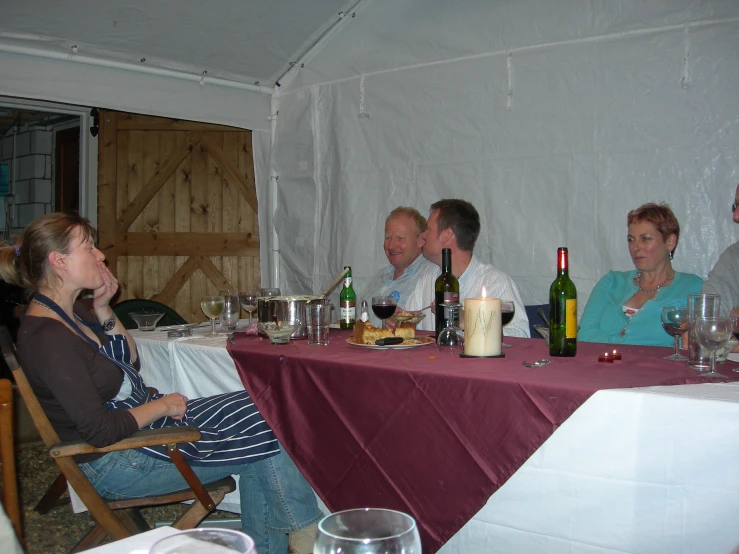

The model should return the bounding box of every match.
[142,131,161,299]
[158,131,178,303]
[199,132,258,214]
[118,232,259,257]
[116,132,200,234]
[115,129,132,298]
[126,131,145,299]
[189,139,209,305]
[116,114,241,132]
[222,132,240,291]
[174,133,192,319]
[198,257,234,292]
[98,111,118,270]
[153,256,200,307]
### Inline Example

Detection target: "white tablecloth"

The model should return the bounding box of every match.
[0,504,22,554]
[132,329,739,553]
[84,526,179,553]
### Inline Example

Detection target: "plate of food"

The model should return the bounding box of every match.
[346,336,435,350]
[347,320,435,349]
[389,310,426,326]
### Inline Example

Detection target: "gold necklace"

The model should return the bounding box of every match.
[636,270,674,295]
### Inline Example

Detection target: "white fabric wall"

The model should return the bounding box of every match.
[272,0,739,308]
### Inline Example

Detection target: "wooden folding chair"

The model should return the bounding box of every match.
[0,326,235,552]
[0,377,22,543]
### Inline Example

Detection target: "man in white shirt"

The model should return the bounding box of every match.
[362,207,439,327]
[407,199,530,337]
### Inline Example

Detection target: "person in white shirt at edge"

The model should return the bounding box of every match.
[406,199,530,337]
[362,207,439,328]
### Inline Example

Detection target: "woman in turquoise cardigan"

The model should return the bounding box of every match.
[579,203,702,347]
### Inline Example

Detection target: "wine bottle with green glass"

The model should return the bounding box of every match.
[549,247,577,356]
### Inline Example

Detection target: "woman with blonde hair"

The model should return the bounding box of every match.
[579,203,702,346]
[0,212,321,554]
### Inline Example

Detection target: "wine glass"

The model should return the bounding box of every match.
[661,305,688,361]
[314,508,421,554]
[200,295,225,337]
[372,296,397,329]
[437,302,464,355]
[150,529,256,554]
[501,300,515,348]
[694,317,732,378]
[219,289,240,331]
[239,291,259,325]
[731,314,739,372]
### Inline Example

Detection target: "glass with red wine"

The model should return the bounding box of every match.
[372,296,397,329]
[501,300,515,347]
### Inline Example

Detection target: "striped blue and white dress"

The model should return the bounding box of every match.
[35,293,280,466]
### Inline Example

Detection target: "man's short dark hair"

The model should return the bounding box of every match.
[430,199,481,252]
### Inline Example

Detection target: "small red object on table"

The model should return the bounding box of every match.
[598,352,614,363]
[611,349,622,361]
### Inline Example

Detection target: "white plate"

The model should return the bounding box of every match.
[346,336,436,350]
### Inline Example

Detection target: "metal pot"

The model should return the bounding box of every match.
[258,295,325,339]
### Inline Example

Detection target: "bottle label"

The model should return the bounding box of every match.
[343,276,352,287]
[443,292,459,303]
[565,299,577,338]
[341,303,356,321]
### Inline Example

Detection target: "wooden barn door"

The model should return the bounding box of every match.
[96,111,260,322]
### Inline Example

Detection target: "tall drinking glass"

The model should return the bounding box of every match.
[687,293,721,370]
[501,300,515,348]
[201,295,225,337]
[219,289,240,331]
[694,317,732,378]
[314,508,421,554]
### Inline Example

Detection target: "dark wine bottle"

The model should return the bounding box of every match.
[549,247,577,356]
[435,248,460,337]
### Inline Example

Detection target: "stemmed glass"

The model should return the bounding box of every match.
[731,314,739,372]
[239,291,259,325]
[200,295,225,337]
[501,300,515,348]
[694,317,732,378]
[371,296,397,329]
[437,302,464,355]
[150,529,256,554]
[661,305,688,361]
[314,508,422,554]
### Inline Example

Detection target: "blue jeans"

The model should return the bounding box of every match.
[79,444,323,554]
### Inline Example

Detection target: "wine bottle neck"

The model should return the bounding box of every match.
[441,249,452,273]
[557,248,569,275]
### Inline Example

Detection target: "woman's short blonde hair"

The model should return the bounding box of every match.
[627,202,680,253]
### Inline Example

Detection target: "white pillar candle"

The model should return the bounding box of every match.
[464,297,502,356]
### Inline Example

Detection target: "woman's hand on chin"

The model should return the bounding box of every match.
[93,261,119,310]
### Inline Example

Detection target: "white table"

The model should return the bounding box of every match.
[133,329,739,553]
[84,526,179,553]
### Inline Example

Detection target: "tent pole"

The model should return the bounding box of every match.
[267,94,280,289]
[0,41,272,95]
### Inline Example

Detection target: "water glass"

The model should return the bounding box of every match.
[306,303,331,346]
[687,293,721,370]
[694,317,732,378]
[219,289,240,331]
[149,529,256,554]
[314,508,421,554]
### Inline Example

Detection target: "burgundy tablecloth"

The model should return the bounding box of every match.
[227,332,739,553]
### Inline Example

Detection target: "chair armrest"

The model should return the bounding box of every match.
[49,426,201,458]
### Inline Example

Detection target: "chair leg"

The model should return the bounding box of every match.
[34,472,70,514]
[118,508,150,534]
[173,488,226,530]
[70,524,107,553]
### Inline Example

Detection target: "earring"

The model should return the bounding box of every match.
[669,251,674,261]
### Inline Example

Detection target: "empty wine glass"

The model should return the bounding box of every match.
[437,302,464,355]
[371,296,397,329]
[694,317,732,378]
[731,314,739,372]
[219,289,240,331]
[200,295,225,337]
[661,305,688,361]
[239,291,259,325]
[314,508,421,554]
[501,300,515,348]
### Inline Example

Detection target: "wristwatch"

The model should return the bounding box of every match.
[101,317,116,332]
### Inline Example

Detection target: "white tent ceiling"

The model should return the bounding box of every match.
[0,0,354,88]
